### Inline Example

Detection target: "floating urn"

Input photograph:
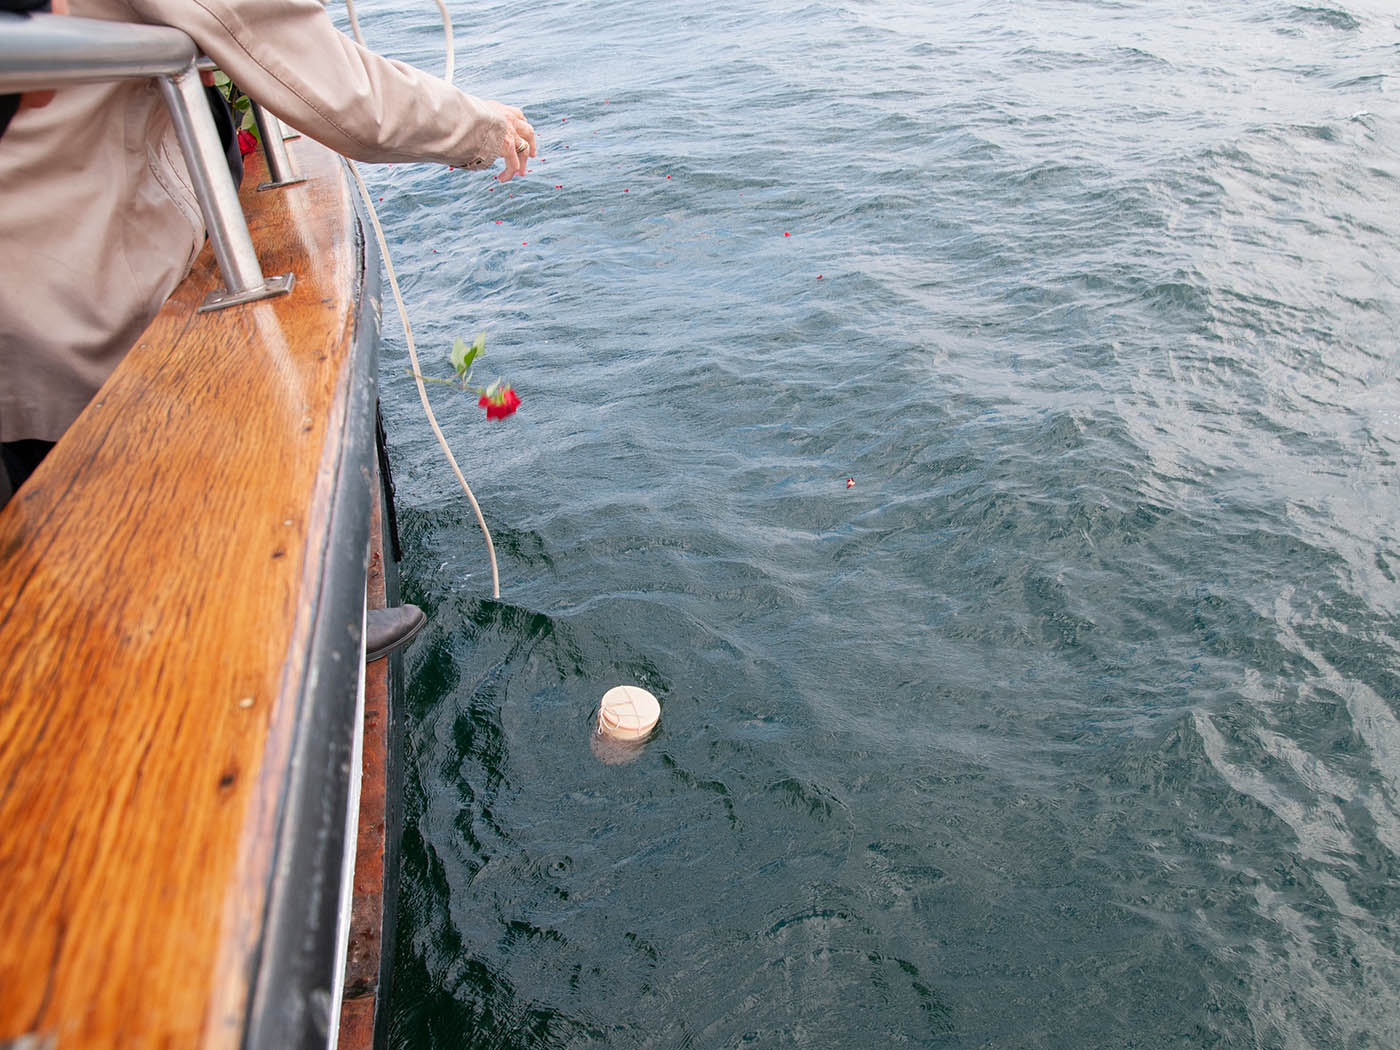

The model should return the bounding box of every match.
[595,685,661,742]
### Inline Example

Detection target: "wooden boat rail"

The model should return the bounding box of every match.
[0,133,385,1050]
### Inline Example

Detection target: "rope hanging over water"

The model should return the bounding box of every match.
[342,0,500,599]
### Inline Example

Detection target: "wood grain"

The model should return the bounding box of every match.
[0,139,369,1050]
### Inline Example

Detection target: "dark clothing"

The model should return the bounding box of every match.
[2,438,54,495]
[205,83,243,189]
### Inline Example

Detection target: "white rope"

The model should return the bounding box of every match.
[342,0,501,598]
[348,163,501,598]
[342,0,365,57]
[430,0,454,83]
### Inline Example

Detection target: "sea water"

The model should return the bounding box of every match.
[349,0,1400,1045]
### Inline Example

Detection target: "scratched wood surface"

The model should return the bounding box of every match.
[0,140,367,1050]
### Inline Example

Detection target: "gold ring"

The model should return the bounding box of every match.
[515,139,530,153]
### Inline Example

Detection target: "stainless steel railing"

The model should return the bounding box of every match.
[0,11,293,310]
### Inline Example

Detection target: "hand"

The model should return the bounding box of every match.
[17,0,68,111]
[486,100,536,182]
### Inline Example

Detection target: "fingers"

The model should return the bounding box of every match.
[498,128,525,181]
[477,100,537,181]
[500,144,529,180]
[514,108,538,156]
[17,90,56,111]
[496,114,536,182]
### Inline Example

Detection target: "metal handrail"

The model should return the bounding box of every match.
[0,11,292,310]
[0,8,192,86]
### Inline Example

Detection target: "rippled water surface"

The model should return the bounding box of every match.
[349,0,1400,1045]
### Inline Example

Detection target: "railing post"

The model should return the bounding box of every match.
[157,62,293,311]
[194,55,303,189]
[250,103,306,190]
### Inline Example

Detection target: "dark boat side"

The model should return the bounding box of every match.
[0,138,395,1050]
[338,453,407,1050]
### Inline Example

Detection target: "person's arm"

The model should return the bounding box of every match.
[126,0,534,175]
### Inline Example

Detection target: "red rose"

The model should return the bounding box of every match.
[237,129,257,158]
[478,386,521,420]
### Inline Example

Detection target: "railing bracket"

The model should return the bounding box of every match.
[200,272,295,312]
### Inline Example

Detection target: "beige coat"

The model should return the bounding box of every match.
[0,0,510,443]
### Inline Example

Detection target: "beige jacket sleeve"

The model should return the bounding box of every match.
[124,0,510,169]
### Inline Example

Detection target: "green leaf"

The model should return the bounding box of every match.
[450,337,470,376]
[451,332,485,377]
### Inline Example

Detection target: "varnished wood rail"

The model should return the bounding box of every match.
[0,138,381,1050]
